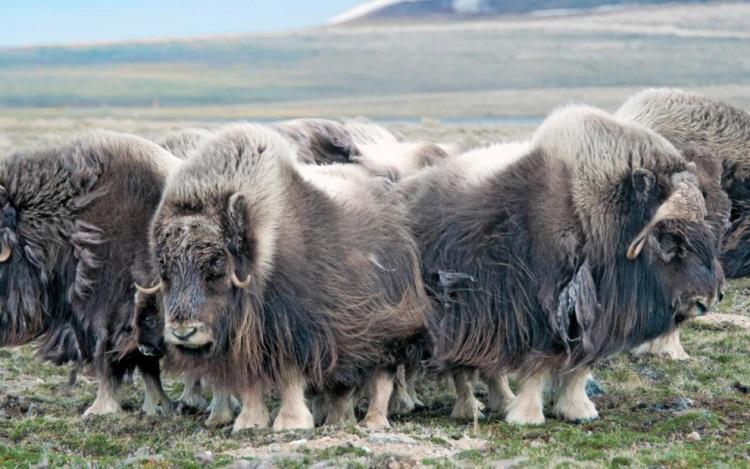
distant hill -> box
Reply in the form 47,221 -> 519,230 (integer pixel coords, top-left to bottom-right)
332,0 -> 721,24
0,2 -> 748,112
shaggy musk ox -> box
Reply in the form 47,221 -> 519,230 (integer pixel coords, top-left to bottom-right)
0,131 -> 181,416
616,89 -> 744,359
141,124 -> 428,432
404,106 -> 722,424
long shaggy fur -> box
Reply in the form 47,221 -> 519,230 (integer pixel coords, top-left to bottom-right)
0,131 -> 181,404
616,88 -> 750,277
406,105 -> 721,377
153,123 -> 428,396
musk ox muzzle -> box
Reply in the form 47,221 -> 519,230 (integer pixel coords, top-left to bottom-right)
164,321 -> 214,348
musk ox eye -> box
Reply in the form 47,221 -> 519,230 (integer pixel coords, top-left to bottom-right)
144,316 -> 156,329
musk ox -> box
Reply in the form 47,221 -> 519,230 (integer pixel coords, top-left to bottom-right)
404,105 -> 722,424
157,128 -> 214,159
140,124 -> 429,432
0,131 -> 181,416
616,89 -> 743,359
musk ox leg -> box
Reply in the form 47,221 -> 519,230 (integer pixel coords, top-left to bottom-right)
553,366 -> 599,422
205,390 -> 238,428
272,368 -> 315,431
406,367 -> 425,408
450,369 -> 485,420
482,372 -> 515,413
84,372 -> 122,416
311,394 -> 330,426
139,360 -> 174,415
361,370 -> 394,429
632,329 -> 690,360
505,369 -> 548,425
179,372 -> 208,410
325,392 -> 356,426
232,382 -> 269,433
389,365 -> 416,415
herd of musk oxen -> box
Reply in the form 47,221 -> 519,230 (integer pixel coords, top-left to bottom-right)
0,88 -> 748,432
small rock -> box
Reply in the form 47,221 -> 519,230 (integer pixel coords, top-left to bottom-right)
529,441 -> 542,448
367,433 -> 417,445
585,379 -> 605,397
687,431 -> 701,442
289,439 -> 308,446
310,462 -> 333,469
195,451 -> 214,465
228,460 -> 259,469
671,397 -> 693,411
732,382 -> 749,394
493,456 -> 528,468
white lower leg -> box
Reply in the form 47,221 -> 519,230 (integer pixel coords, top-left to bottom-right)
483,372 -> 515,412
232,382 -> 269,433
179,373 -> 208,410
272,368 -> 314,431
141,371 -> 173,415
206,390 -> 237,427
451,369 -> 485,420
505,369 -> 548,425
553,366 -> 599,422
84,374 -> 122,416
361,370 -> 394,429
632,329 -> 689,360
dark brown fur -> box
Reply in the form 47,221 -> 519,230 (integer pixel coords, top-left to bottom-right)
403,107 -> 722,378
150,124 -> 428,401
0,131 -> 180,413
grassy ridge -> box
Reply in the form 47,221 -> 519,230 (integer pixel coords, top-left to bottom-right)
0,3 -> 749,110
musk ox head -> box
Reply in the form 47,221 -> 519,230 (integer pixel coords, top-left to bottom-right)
133,292 -> 168,358
535,107 -> 723,354
142,126 -> 288,361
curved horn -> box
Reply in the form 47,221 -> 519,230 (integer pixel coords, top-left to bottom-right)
135,281 -> 163,295
231,271 -> 252,289
627,181 -> 706,260
0,243 -> 10,263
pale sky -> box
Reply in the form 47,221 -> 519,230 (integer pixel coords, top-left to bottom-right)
0,0 -> 365,47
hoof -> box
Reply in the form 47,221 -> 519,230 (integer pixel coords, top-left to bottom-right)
360,412 -> 390,430
505,399 -> 544,425
272,408 -> 315,431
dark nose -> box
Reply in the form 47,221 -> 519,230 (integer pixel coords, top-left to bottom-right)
695,299 -> 710,316
171,327 -> 197,341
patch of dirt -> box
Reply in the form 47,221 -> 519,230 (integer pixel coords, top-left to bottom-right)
227,429 -> 486,466
695,314 -> 750,329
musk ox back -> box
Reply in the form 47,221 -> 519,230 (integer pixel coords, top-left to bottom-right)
146,124 -> 428,432
408,106 -> 721,424
616,88 -> 750,278
0,131 -> 181,416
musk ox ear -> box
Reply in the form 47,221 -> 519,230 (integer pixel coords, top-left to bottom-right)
653,231 -> 685,263
631,167 -> 656,202
627,180 -> 706,261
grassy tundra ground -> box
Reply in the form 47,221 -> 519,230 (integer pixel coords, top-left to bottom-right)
0,118 -> 748,468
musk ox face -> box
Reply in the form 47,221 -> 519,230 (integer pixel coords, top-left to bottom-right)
0,188 -> 49,346
642,218 -> 720,322
133,294 -> 167,358
147,205 -> 253,356
620,167 -> 721,327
